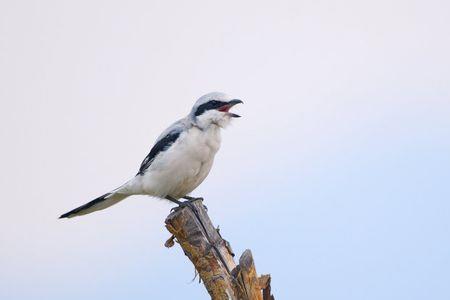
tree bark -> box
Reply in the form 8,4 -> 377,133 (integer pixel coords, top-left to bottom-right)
165,199 -> 274,300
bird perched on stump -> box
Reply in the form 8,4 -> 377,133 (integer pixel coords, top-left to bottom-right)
60,92 -> 243,219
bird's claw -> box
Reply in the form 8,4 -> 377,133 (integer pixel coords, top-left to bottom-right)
192,197 -> 204,202
188,198 -> 207,211
171,200 -> 200,214
189,198 -> 207,211
181,196 -> 207,211
183,196 -> 204,203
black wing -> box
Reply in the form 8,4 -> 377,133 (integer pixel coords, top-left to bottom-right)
137,130 -> 181,175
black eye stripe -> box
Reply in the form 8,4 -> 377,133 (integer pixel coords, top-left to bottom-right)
194,100 -> 227,117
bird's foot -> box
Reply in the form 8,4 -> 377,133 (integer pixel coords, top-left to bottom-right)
182,196 -> 207,211
170,200 -> 198,213
182,195 -> 204,202
170,201 -> 203,223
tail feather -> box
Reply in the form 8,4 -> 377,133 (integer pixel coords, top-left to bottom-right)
59,192 -> 128,219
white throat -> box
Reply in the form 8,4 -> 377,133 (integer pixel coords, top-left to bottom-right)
193,110 -> 232,130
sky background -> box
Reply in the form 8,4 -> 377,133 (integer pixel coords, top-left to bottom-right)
1,0 -> 450,299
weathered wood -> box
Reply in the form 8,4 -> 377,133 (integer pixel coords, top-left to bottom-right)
258,275 -> 275,300
235,250 -> 262,300
164,199 -> 275,300
165,200 -> 238,299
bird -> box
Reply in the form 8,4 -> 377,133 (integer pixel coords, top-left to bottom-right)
59,92 -> 243,219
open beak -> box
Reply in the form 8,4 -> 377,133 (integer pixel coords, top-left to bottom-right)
219,99 -> 243,118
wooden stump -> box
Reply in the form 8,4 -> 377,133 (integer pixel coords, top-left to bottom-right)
165,200 -> 274,300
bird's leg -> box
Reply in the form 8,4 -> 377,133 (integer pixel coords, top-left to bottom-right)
165,196 -> 183,206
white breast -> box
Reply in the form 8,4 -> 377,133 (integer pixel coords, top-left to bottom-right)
140,125 -> 222,199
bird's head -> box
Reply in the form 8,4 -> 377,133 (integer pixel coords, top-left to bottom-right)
190,92 -> 243,129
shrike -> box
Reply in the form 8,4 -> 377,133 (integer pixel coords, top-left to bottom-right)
60,92 -> 243,218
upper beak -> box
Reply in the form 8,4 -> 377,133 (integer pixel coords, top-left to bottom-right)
226,99 -> 243,118
228,99 -> 243,106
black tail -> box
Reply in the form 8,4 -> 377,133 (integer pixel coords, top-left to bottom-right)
59,192 -> 127,219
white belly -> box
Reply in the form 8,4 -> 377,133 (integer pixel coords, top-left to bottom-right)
140,125 -> 221,199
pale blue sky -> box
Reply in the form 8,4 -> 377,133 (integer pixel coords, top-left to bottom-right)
1,0 -> 449,299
